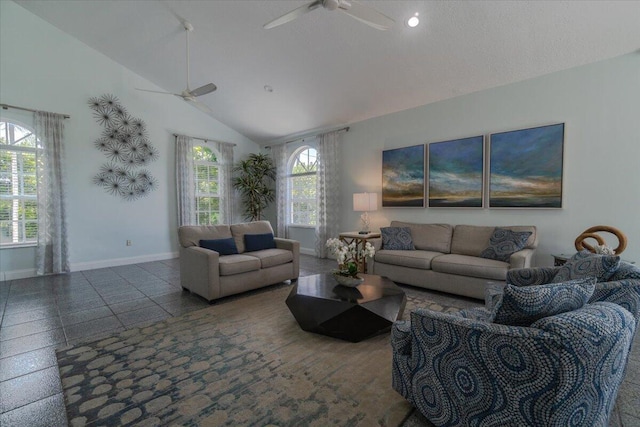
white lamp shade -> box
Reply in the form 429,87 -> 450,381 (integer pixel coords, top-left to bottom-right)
353,192 -> 378,212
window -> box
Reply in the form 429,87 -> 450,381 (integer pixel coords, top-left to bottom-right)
193,145 -> 220,225
287,146 -> 317,226
0,120 -> 38,246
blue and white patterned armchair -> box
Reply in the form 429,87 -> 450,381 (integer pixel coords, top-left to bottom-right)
506,260 -> 640,324
391,302 -> 636,426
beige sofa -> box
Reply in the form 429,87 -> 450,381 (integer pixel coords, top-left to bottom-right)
178,221 -> 299,302
371,221 -> 538,300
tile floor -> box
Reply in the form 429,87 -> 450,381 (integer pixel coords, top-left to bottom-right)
0,255 -> 638,426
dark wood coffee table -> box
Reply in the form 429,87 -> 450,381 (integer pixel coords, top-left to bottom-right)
286,273 -> 406,342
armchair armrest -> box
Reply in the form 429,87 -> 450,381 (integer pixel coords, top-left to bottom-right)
391,320 -> 412,356
589,279 -> 640,323
507,266 -> 559,287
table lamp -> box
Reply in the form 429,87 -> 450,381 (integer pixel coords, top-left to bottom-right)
353,192 -> 378,234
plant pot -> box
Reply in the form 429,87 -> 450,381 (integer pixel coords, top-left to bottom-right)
332,273 -> 364,287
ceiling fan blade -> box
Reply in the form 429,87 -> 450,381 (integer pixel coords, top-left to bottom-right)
136,88 -> 178,96
340,0 -> 394,30
264,0 -> 322,29
186,98 -> 213,114
189,83 -> 217,97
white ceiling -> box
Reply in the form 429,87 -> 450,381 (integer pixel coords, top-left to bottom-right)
14,1 -> 640,144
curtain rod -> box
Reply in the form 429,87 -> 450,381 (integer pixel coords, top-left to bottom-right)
265,126 -> 350,149
173,133 -> 236,147
1,103 -> 71,119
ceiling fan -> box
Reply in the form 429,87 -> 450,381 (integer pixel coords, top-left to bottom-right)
137,21 -> 216,114
264,0 -> 394,31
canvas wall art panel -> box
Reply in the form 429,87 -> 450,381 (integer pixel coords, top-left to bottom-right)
428,135 -> 484,208
489,123 -> 564,208
382,144 -> 425,207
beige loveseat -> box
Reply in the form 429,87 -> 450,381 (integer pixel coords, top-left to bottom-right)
371,221 -> 538,300
178,221 -> 299,302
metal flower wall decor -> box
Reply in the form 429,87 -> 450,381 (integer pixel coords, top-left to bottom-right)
89,95 -> 158,201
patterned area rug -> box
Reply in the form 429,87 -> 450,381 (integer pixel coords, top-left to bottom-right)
56,283 -> 475,426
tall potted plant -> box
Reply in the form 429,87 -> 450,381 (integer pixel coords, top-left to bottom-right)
232,153 -> 277,221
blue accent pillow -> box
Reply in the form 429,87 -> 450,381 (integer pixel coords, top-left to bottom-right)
480,228 -> 532,262
381,227 -> 414,250
552,250 -> 620,283
244,233 -> 276,252
492,277 -> 596,326
199,238 -> 238,255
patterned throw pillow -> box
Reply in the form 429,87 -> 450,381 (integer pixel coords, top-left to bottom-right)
609,261 -> 640,281
492,277 -> 596,326
480,228 -> 532,262
381,227 -> 415,250
552,250 -> 620,283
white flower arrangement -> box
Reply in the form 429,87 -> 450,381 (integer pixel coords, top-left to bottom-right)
326,238 -> 376,277
594,244 -> 615,255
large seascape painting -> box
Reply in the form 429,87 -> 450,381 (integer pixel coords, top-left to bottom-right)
428,136 -> 484,208
382,144 -> 425,207
489,123 -> 564,208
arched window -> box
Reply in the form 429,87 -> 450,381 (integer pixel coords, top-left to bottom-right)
193,145 -> 220,225
287,146 -> 317,226
0,120 -> 38,246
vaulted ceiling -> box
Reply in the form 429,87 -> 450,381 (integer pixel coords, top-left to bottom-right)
15,1 -> 640,144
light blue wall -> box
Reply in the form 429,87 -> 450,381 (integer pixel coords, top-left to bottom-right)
0,1 -> 259,279
339,52 -> 640,265
2,1 -> 639,276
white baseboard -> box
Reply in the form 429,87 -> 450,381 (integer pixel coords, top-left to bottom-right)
300,248 -> 316,256
3,268 -> 38,281
70,252 -> 179,272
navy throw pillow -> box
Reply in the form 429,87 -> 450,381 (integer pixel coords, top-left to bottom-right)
245,233 -> 276,252
381,227 -> 414,250
480,228 -> 532,262
199,238 -> 238,255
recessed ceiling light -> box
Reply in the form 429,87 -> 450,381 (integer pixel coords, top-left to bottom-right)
264,85 -> 274,93
406,13 -> 420,28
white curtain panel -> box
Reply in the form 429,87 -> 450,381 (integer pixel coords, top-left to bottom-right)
175,135 -> 195,226
271,144 -> 288,238
34,111 -> 69,275
315,130 -> 341,258
212,141 -> 234,224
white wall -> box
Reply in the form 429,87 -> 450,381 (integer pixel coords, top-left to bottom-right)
0,1 -> 259,279
340,52 -> 640,266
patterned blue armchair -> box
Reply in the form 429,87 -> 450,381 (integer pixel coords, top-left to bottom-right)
507,260 -> 640,324
391,302 -> 636,426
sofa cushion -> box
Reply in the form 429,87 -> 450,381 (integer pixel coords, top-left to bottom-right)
230,221 -> 274,253
450,225 -> 536,257
199,238 -> 238,255
375,249 -> 442,270
431,254 -> 508,281
480,228 -> 532,262
492,277 -> 596,326
245,248 -> 293,269
245,233 -> 277,252
218,254 -> 262,276
390,221 -> 453,253
178,225 -> 232,248
552,250 -> 620,283
381,227 -> 415,250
